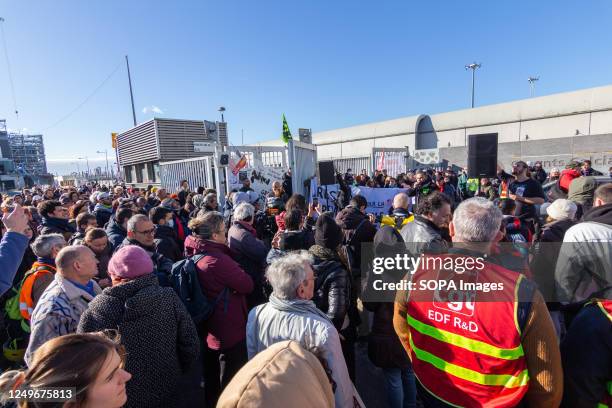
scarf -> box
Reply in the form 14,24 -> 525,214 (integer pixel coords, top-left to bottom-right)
67,278 -> 96,297
94,203 -> 113,213
268,294 -> 331,323
36,257 -> 56,267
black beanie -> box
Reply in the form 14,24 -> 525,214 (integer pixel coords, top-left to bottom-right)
314,212 -> 343,250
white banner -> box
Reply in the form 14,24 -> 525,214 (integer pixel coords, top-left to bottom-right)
312,181 -> 408,216
352,187 -> 409,217
230,164 -> 286,204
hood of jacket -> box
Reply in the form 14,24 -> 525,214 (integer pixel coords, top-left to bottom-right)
98,274 -> 161,320
42,216 -> 74,232
568,176 -> 596,205
217,340 -> 334,408
154,224 -> 177,240
94,203 -> 113,213
582,202 -> 612,226
335,205 -> 366,229
184,234 -> 237,258
279,230 -> 308,251
106,216 -> 126,236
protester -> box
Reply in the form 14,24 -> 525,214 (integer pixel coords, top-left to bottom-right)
581,159 -> 603,176
19,234 -> 66,321
78,245 -> 199,408
106,207 -> 133,250
335,195 -> 377,283
560,292 -> 612,408
217,340 -> 336,408
400,191 -> 451,256
508,160 -> 546,225
83,228 -> 113,289
476,177 -> 497,200
118,214 -> 173,286
309,213 -> 356,380
407,170 -> 437,207
68,212 -> 97,245
37,200 -> 75,241
531,199 -> 578,335
177,179 -> 190,207
547,167 -> 561,182
380,193 -> 414,230
0,332 -> 131,408
25,245 -> 102,365
185,212 -> 253,407
364,226 -> 416,408
394,197 -> 562,407
567,175 -> 596,220
532,161 -> 548,184
555,183 -> 612,306
150,206 -> 182,262
0,205 -> 31,296
498,199 -> 531,243
246,252 -> 358,407
228,203 -> 268,308
267,209 -> 314,263
92,192 -> 113,228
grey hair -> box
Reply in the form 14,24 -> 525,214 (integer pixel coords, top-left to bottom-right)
266,251 -> 313,300
452,197 -> 502,242
127,214 -> 150,232
31,234 -> 66,258
233,202 -> 255,222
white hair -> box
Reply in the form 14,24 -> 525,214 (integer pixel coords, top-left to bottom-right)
266,251 -> 313,300
31,234 -> 65,258
233,202 -> 255,222
452,197 -> 502,242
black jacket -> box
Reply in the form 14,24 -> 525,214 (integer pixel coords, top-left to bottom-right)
105,216 -> 127,250
39,217 -> 75,241
560,292 -> 612,408
309,245 -> 351,332
400,215 -> 448,256
335,206 -> 377,278
154,225 -> 183,263
77,274 -> 199,408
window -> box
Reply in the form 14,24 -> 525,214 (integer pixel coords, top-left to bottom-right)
124,166 -> 133,183
135,164 -> 144,183
147,162 -> 156,182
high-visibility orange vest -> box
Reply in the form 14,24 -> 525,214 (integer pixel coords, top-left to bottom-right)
406,253 -> 529,408
19,262 -> 56,320
499,180 -> 509,199
595,300 -> 612,408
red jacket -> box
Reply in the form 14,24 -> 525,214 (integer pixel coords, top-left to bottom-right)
184,235 -> 253,350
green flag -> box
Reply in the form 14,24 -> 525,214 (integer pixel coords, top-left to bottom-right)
281,114 -> 292,144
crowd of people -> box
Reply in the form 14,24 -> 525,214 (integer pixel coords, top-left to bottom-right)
0,155 -> 608,407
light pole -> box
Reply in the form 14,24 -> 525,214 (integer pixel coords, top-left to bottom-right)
78,156 -> 90,178
528,76 -> 539,97
96,150 -> 110,179
71,162 -> 81,175
465,62 -> 482,108
218,106 -> 226,123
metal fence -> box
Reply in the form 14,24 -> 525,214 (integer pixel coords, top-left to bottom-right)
324,148 -> 411,176
159,156 -> 215,192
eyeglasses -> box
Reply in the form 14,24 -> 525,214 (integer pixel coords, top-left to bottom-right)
135,228 -> 155,235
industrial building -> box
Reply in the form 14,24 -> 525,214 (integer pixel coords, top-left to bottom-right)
0,120 -> 22,191
116,118 -> 222,187
258,84 -> 612,175
8,133 -> 48,175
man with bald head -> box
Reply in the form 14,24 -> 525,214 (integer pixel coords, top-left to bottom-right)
25,245 -> 102,365
381,192 -> 414,231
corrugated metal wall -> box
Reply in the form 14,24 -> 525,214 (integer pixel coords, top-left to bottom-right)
117,120 -> 158,166
157,119 -> 213,161
331,156 -> 371,174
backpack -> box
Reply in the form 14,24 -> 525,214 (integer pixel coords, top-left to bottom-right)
341,219 -> 367,279
170,254 -> 228,324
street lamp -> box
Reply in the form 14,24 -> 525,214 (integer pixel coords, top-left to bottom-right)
528,76 -> 539,97
77,156 -> 90,178
96,150 -> 110,180
218,106 -> 226,123
465,62 -> 482,108
71,162 -> 81,175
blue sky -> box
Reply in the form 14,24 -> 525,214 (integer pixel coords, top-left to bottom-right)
1,0 -> 612,174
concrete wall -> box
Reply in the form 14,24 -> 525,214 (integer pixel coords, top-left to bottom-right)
439,133 -> 612,172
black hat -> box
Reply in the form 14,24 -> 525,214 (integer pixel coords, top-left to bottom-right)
314,212 -> 342,250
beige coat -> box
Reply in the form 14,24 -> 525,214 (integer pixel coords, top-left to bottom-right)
218,340 -> 335,408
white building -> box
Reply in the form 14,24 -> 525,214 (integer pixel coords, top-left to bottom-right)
257,84 -> 612,174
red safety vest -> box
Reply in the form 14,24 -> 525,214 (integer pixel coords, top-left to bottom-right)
595,300 -> 612,408
499,180 -> 509,199
406,253 -> 529,408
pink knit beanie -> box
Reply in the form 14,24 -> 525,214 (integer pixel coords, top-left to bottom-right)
108,246 -> 154,280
